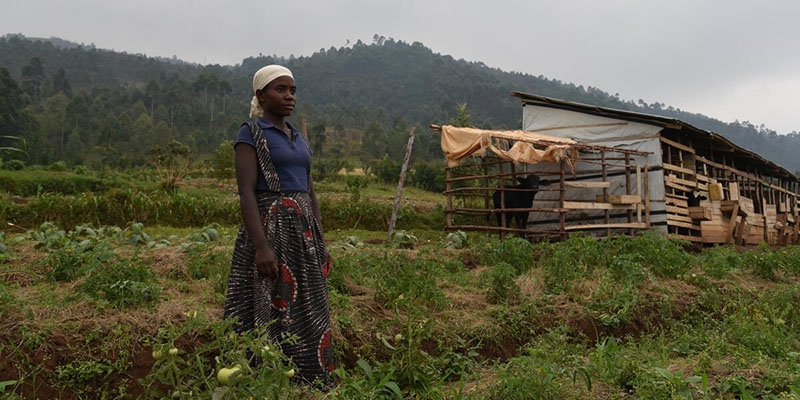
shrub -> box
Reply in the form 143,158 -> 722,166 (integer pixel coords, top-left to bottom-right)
0,170 -> 108,196
344,175 -> 369,202
614,231 -> 692,279
369,156 -> 401,185
211,140 -> 235,179
142,318 -> 304,399
31,223 -> 116,282
184,242 -> 230,299
541,234 -> 607,293
78,251 -> 161,308
697,245 -> 743,278
488,333 -> 590,399
742,243 -> 782,281
485,261 -> 520,304
312,158 -> 345,182
409,162 -> 445,193
374,257 -> 449,312
46,161 -> 68,172
2,159 -> 25,171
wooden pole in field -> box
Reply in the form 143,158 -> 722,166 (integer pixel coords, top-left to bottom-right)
388,127 -> 417,239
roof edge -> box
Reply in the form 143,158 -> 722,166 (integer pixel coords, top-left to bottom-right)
512,91 -> 797,181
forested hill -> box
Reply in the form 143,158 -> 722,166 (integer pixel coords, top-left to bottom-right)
1,34 -> 798,173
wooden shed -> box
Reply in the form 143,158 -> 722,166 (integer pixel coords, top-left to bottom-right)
437,92 -> 800,245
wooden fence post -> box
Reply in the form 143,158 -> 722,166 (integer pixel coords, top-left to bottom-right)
388,127 -> 416,239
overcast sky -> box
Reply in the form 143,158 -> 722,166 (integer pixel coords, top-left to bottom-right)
3,0 -> 799,134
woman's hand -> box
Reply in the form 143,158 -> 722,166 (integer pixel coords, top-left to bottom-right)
255,244 -> 278,279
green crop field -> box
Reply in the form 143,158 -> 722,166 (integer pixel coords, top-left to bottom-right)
1,170 -> 799,399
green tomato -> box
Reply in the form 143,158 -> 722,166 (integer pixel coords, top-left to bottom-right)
168,348 -> 179,356
394,334 -> 403,342
284,368 -> 295,378
152,350 -> 165,361
217,366 -> 242,386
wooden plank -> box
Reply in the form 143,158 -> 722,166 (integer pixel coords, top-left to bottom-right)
702,219 -> 729,242
564,222 -> 647,231
669,233 -> 703,242
665,180 -> 694,193
563,201 -> 638,210
667,214 -> 696,225
663,163 -> 696,176
696,174 -> 713,183
689,206 -> 712,220
726,208 -> 739,244
644,165 -> 651,228
736,220 -> 748,245
693,155 -> 725,170
703,233 -> 728,244
739,197 -> 755,215
660,137 -> 695,154
668,220 -> 701,229
666,205 -> 689,216
665,194 -> 689,208
595,194 -> 641,204
728,182 -> 740,201
636,164 -> 642,200
720,200 -> 738,213
564,181 -> 610,188
665,175 -> 705,190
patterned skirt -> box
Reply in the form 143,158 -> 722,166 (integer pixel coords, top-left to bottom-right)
223,191 -> 334,387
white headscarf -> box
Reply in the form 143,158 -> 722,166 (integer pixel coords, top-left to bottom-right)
249,65 -> 294,118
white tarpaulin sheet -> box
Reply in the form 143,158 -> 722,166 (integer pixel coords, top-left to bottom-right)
521,104 -> 668,232
522,105 -> 663,142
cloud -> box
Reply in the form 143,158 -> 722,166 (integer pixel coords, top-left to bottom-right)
1,0 -> 798,132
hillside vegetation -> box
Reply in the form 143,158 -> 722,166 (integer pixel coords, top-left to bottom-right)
0,34 -> 798,174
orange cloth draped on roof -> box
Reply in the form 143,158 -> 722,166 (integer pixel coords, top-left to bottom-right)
440,125 -> 577,167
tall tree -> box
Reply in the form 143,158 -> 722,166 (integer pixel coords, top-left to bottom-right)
309,123 -> 327,156
21,57 -> 45,102
360,119 -> 386,160
218,79 -> 232,114
52,68 -> 72,97
0,68 -> 27,136
145,80 -> 160,119
131,112 -> 156,160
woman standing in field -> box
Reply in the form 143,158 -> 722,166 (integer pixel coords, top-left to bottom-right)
223,64 -> 334,388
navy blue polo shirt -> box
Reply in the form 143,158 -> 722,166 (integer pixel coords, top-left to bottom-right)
234,118 -> 311,193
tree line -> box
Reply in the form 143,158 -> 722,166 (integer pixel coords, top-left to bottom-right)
0,33 -> 798,175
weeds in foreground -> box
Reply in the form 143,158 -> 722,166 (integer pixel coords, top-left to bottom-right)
141,317 -> 305,399
4,225 -> 800,398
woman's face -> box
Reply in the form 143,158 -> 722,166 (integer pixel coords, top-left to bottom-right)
257,75 -> 296,119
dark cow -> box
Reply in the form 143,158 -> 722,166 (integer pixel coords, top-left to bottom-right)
687,191 -> 707,207
493,175 -> 540,232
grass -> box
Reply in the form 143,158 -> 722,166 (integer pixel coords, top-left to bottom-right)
1,172 -> 800,399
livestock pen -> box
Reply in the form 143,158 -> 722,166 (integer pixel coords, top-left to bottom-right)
434,125 -> 652,241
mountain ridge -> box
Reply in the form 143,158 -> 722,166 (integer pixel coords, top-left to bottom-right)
0,34 -> 798,173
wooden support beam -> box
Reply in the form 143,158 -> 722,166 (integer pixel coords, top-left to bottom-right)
644,165 -> 651,228
726,206 -> 740,244
595,194 -> 641,204
663,163 -> 696,176
563,201 -> 639,210
660,137 -> 696,153
564,222 -> 648,231
564,181 -> 610,188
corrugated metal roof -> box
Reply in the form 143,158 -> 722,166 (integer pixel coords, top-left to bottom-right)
512,91 -> 798,182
